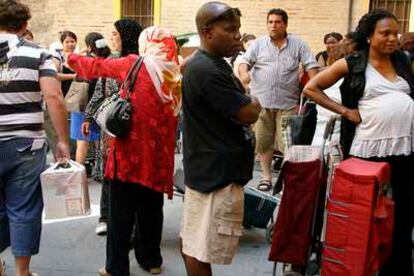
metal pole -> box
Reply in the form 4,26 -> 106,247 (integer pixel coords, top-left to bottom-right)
347,0 -> 355,32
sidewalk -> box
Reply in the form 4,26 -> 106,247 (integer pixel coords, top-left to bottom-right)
1,156 -> 280,276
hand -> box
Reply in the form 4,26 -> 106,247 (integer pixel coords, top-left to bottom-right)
343,108 -> 362,125
55,141 -> 70,162
249,95 -> 259,102
239,72 -> 251,91
81,122 -> 90,137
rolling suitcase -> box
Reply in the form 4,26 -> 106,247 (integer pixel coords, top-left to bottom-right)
321,158 -> 394,276
269,145 -> 324,266
243,185 -> 279,229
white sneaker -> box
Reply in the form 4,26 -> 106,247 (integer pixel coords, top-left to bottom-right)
95,222 -> 107,235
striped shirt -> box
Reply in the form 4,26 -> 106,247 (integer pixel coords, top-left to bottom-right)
240,34 -> 319,109
0,34 -> 57,140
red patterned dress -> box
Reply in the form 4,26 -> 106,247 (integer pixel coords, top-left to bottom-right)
68,54 -> 177,198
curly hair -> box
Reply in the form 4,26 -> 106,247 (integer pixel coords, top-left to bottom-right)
0,0 -> 31,32
323,32 -> 343,44
354,9 -> 397,51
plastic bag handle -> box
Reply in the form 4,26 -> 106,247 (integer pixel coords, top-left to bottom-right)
55,160 -> 71,170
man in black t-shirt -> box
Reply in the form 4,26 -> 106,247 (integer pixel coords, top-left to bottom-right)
179,2 -> 262,275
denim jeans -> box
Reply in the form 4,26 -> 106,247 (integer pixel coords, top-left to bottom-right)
0,138 -> 47,256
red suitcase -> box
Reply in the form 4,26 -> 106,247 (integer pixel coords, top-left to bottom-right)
321,158 -> 394,276
269,146 -> 325,266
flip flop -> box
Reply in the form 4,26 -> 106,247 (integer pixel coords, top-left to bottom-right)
257,179 -> 272,192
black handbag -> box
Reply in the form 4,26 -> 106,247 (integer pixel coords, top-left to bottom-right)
97,57 -> 143,137
282,96 -> 317,148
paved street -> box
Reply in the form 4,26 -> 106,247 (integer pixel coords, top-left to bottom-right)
1,155 -> 280,276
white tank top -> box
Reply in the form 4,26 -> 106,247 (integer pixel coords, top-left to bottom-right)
350,63 -> 414,158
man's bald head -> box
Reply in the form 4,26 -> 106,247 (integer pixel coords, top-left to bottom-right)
401,32 -> 414,44
195,1 -> 242,58
195,1 -> 241,32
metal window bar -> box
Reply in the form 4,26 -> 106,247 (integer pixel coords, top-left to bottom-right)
121,0 -> 154,28
370,0 -> 411,33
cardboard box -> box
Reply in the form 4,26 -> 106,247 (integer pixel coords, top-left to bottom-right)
40,160 -> 91,219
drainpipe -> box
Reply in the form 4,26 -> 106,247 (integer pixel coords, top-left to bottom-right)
348,0 -> 354,32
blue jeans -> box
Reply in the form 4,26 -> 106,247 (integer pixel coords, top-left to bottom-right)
0,138 -> 47,256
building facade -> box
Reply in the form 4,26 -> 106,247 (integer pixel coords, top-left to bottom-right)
22,0 -> 412,53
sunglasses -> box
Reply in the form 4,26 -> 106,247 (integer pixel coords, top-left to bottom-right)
202,7 -> 241,29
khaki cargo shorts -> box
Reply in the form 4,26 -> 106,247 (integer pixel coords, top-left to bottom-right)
254,107 -> 296,154
180,183 -> 244,265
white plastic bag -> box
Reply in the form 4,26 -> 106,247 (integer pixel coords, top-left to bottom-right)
40,160 -> 91,219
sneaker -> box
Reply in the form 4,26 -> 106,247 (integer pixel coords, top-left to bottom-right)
149,267 -> 162,274
98,267 -> 111,276
0,258 -> 5,276
142,267 -> 161,275
95,222 -> 107,236
139,264 -> 162,275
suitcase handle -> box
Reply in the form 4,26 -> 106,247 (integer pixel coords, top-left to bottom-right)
320,115 -> 342,177
323,115 -> 340,141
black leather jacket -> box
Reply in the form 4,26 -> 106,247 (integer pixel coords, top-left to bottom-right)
339,50 -> 414,157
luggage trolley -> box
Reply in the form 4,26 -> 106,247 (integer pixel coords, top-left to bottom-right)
269,115 -> 342,276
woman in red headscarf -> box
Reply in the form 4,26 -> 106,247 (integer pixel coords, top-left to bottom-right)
68,26 -> 181,276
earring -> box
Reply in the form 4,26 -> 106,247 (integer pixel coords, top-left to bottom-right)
367,38 -> 371,44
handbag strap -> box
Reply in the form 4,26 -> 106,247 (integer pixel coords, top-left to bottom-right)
120,56 -> 144,100
298,94 -> 305,115
297,94 -> 313,115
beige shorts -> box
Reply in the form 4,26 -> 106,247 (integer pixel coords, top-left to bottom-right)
254,107 -> 296,154
180,183 -> 244,265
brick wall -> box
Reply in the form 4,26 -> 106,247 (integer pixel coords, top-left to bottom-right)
160,0 -> 370,54
21,0 -> 370,54
22,0 -> 116,50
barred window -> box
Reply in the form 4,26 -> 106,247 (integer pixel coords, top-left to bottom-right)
370,0 -> 411,33
121,0 -> 154,28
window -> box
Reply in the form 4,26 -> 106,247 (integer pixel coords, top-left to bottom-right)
121,0 -> 154,28
370,0 -> 411,33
